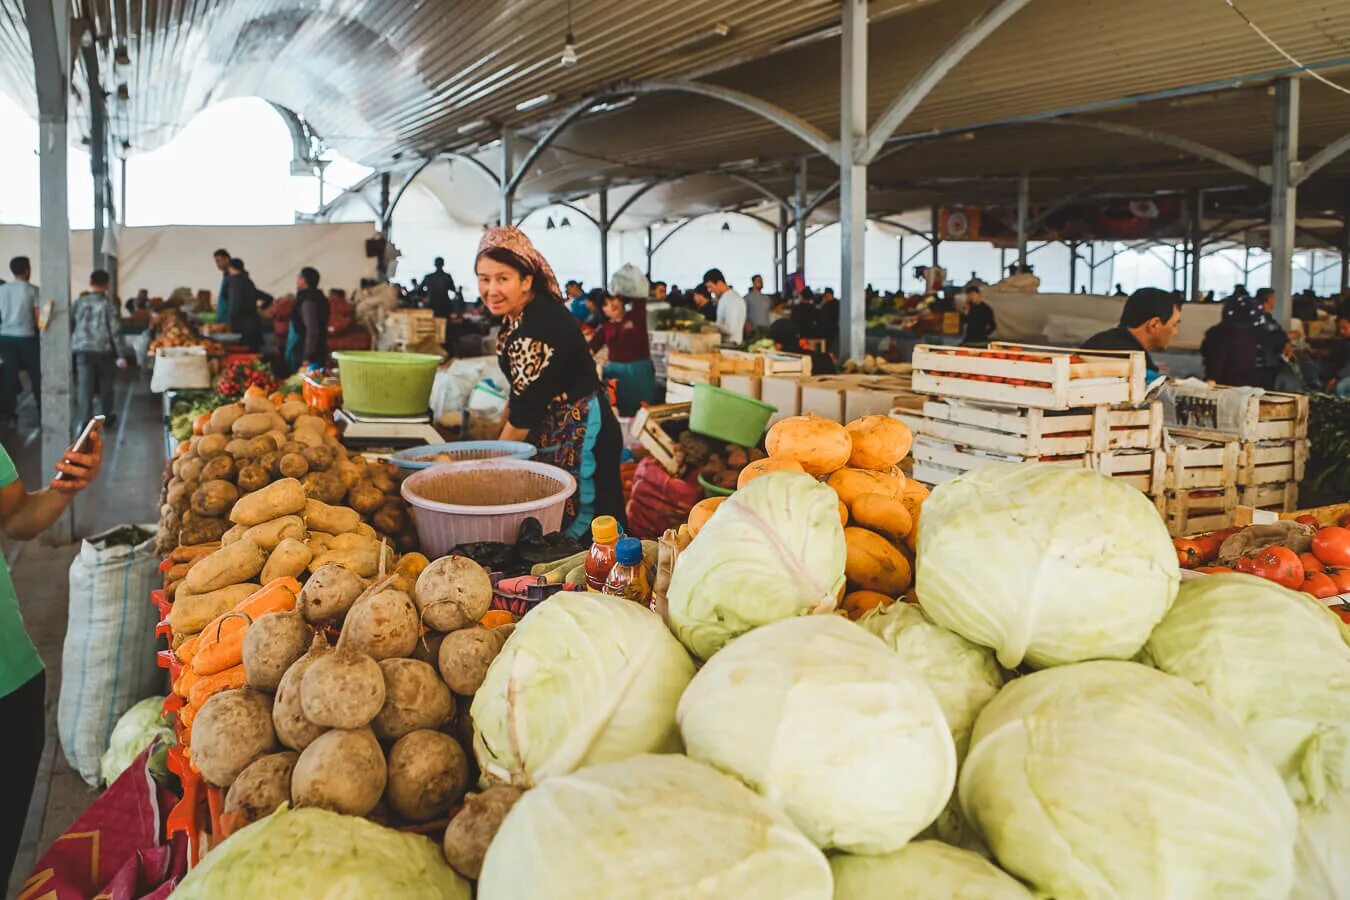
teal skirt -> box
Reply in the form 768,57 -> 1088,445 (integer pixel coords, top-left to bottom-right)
603,359 -> 657,417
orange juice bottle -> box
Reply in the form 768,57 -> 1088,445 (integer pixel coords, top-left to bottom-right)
603,538 -> 650,604
584,516 -> 621,592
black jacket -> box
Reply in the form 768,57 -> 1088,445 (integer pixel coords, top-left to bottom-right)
225,272 -> 262,350
290,288 -> 329,368
1083,325 -> 1156,374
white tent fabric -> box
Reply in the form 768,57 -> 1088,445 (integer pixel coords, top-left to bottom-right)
0,221 -> 378,298
983,290 -> 1221,351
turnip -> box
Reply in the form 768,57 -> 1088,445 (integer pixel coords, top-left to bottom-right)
243,610 -> 310,693
223,751 -> 297,832
438,625 -> 513,695
385,730 -> 468,822
272,633 -> 331,750
442,786 -> 525,879
342,588 -> 420,659
291,727 -> 386,817
192,689 -> 276,788
414,556 -> 492,632
371,658 -> 454,741
298,562 -> 366,625
300,630 -> 385,729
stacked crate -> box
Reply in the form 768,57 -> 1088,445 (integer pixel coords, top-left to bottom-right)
667,350 -> 810,405
898,343 -> 1164,501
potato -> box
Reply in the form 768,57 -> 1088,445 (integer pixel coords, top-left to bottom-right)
178,457 -> 205,484
386,730 -> 468,822
225,438 -> 255,459
243,394 -> 274,415
209,404 -> 246,435
409,630 -> 447,667
192,689 -> 276,787
223,751 -> 297,833
232,411 -> 285,438
278,399 -> 309,423
190,480 -> 239,517
199,454 -> 237,483
310,534 -> 393,579
304,499 -> 361,535
179,516 -> 229,546
230,478 -> 306,526
438,625 -> 513,695
300,642 -> 385,728
236,515 -> 306,552
272,634 -> 331,750
332,459 -> 362,491
372,504 -> 406,536
298,563 -> 367,625
221,523 -> 246,546
291,727 -> 385,817
372,658 -> 453,741
280,441 -> 306,457
169,582 -> 259,634
300,445 -> 335,472
368,467 -> 396,495
442,787 -> 524,880
302,471 -> 347,505
292,414 -> 327,434
292,429 -> 325,449
196,433 -> 229,460
247,436 -> 276,459
278,452 -> 310,479
263,429 -> 288,449
184,539 -> 267,594
415,557 -> 492,632
243,610 -> 310,692
236,463 -> 270,493
263,538 -> 312,582
342,589 -> 419,660
166,479 -> 195,510
355,523 -> 378,540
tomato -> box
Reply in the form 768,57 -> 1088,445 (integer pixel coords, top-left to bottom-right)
1246,546 -> 1304,589
1195,566 -> 1231,574
1294,514 -> 1320,527
1311,527 -> 1350,567
1300,552 -> 1326,576
1332,603 -> 1350,625
1302,572 -> 1340,599
1234,553 -> 1257,574
1174,539 -> 1203,569
1326,566 -> 1350,594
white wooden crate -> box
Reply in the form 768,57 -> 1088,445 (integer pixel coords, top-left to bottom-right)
910,436 -> 1163,495
911,342 -> 1147,409
1163,433 -> 1240,491
902,398 -> 1161,456
1238,439 -> 1308,486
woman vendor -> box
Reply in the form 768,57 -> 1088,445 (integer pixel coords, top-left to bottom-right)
589,264 -> 657,416
476,227 -> 627,537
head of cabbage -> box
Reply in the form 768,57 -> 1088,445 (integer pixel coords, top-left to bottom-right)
173,806 -> 470,900
1291,790 -> 1350,900
477,754 -> 832,900
916,463 -> 1179,669
667,471 -> 846,660
1144,572 -> 1350,805
100,694 -> 173,786
471,591 -> 695,787
960,660 -> 1296,899
858,602 -> 1003,757
830,840 -> 1032,900
677,614 -> 955,854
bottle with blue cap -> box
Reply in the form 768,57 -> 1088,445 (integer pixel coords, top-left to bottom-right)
602,537 -> 650,604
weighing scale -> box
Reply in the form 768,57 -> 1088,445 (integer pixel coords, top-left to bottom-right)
334,407 -> 444,456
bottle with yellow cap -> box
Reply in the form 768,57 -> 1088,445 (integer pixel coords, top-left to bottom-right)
584,515 -> 621,592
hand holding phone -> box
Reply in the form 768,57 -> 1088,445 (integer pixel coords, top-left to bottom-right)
52,416 -> 105,491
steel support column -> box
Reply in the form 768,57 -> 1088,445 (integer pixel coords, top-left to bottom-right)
1270,77 -> 1300,327
1016,173 -> 1030,268
598,188 -> 609,288
646,226 -> 653,279
1341,195 -> 1349,292
377,172 -> 391,278
930,206 -> 940,266
83,44 -> 108,275
794,157 -> 808,286
499,128 -> 514,226
1068,241 -> 1078,292
838,0 -> 868,361
1189,189 -> 1204,302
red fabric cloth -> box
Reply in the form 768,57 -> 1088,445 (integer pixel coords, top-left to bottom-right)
589,298 -> 649,363
625,456 -> 702,539
270,294 -> 295,339
19,748 -> 187,900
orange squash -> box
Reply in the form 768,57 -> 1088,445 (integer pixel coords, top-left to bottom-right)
850,492 -> 913,542
841,589 -> 895,621
843,527 -> 912,596
837,499 -> 849,527
688,496 -> 728,537
765,415 -> 852,476
826,467 -> 905,508
736,457 -> 806,489
845,416 -> 913,470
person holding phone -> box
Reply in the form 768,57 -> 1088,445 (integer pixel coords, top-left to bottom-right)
0,428 -> 103,887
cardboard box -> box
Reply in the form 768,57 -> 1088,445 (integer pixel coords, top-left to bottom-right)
844,378 -> 925,421
799,377 -> 851,422
720,373 -> 762,400
761,376 -> 803,425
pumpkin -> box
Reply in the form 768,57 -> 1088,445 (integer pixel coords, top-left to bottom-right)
838,500 -> 850,527
826,467 -> 906,509
736,457 -> 806,489
688,496 -> 728,537
845,416 -> 913,470
840,589 -> 894,621
843,527 -> 912,596
765,415 -> 852,477
850,492 -> 913,542
900,481 -> 930,551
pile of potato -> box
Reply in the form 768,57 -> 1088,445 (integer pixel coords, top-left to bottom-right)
157,394 -> 417,558
182,553 -> 523,880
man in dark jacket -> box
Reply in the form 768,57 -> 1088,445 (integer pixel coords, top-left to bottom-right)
225,258 -> 263,350
422,257 -> 457,317
1083,287 -> 1180,379
961,283 -> 996,345
286,266 -> 329,373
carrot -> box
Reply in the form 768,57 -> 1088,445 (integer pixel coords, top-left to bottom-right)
176,633 -> 202,666
179,703 -> 197,731
190,577 -> 300,675
480,610 -> 515,628
175,665 -> 200,698
170,543 -> 221,563
188,664 -> 246,707
163,562 -> 190,582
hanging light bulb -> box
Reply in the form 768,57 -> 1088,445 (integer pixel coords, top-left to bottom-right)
560,0 -> 578,65
721,221 -> 731,232
560,217 -> 572,228
546,216 -> 556,230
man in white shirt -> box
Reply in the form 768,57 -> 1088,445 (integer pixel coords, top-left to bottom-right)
0,257 -> 41,428
703,267 -> 746,346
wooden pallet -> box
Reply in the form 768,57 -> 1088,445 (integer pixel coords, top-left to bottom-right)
649,329 -> 722,355
1237,481 -> 1299,512
899,399 -> 1162,457
667,350 -> 761,387
1171,389 -> 1309,441
1238,439 -> 1308,485
1163,487 -> 1238,536
911,342 -> 1147,409
1163,432 -> 1240,491
630,402 -> 690,475
910,436 -> 1163,494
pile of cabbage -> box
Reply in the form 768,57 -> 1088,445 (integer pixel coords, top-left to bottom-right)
246,464 -> 1343,898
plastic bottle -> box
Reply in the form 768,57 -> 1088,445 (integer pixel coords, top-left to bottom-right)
584,516 -> 621,592
603,537 -> 651,604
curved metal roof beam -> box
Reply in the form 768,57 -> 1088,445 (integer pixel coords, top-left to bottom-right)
608,170 -> 788,225
269,102 -> 322,167
651,208 -> 777,256
858,0 -> 1034,165
314,171 -> 382,221
1295,132 -> 1350,186
383,149 -> 502,224
515,199 -> 600,229
1049,119 -> 1264,183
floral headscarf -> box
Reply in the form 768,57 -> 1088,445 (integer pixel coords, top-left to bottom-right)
476,226 -> 562,301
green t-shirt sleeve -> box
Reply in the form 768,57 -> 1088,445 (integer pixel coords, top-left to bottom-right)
0,442 -> 16,489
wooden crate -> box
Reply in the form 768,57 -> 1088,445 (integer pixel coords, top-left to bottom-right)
630,403 -> 690,475
650,329 -> 721,355
667,350 -> 760,387
664,380 -> 695,404
910,435 -> 1163,495
1234,501 -> 1350,527
719,373 -> 761,400
1164,432 -> 1240,491
1237,481 -> 1299,512
1238,439 -> 1308,485
1171,389 -> 1309,441
911,342 -> 1147,409
1163,487 -> 1238,536
381,310 -> 445,348
760,352 -> 812,377
902,399 -> 1162,457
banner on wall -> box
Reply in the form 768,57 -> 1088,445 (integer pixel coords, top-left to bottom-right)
939,197 -> 1184,243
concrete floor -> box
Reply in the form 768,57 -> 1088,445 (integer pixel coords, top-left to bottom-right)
3,371 -> 164,899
